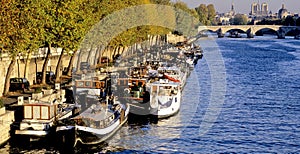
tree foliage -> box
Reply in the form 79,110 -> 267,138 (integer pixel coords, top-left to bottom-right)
207,4 -> 216,25
283,16 -> 296,26
0,0 -> 200,91
195,4 -> 208,25
195,4 -> 216,26
231,14 -> 249,25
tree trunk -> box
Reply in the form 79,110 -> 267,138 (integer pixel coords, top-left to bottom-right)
55,48 -> 65,82
24,51 -> 32,78
17,57 -> 20,78
149,35 -> 153,47
112,46 -> 118,61
66,50 -> 77,76
41,44 -> 52,84
155,35 -> 159,46
94,46 -> 101,66
98,46 -> 104,66
76,49 -> 83,74
86,46 -> 93,65
121,46 -> 126,55
3,57 -> 17,96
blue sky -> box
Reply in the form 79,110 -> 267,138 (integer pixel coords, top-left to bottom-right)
175,0 -> 299,14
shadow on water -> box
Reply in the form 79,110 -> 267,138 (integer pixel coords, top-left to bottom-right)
127,112 -> 158,126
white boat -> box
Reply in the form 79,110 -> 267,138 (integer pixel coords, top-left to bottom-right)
15,102 -> 77,137
57,101 -> 129,146
157,64 -> 188,89
149,79 -> 181,119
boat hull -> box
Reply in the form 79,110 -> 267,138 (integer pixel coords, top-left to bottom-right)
56,103 -> 130,147
74,115 -> 128,146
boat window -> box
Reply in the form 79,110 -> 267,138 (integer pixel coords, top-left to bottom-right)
33,106 -> 41,119
90,121 -> 96,128
100,120 -> 104,128
85,81 -> 91,87
77,81 -> 84,87
159,88 -> 171,96
41,106 -> 49,120
50,105 -> 55,118
93,82 -> 99,88
152,86 -> 157,93
95,121 -> 100,128
24,106 -> 32,119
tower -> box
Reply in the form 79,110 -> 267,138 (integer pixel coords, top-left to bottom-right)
230,2 -> 235,16
251,2 -> 260,15
261,2 -> 268,16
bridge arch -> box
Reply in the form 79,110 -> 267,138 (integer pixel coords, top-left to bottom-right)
224,28 -> 247,33
252,26 -> 280,34
255,28 -> 278,36
198,25 -> 300,38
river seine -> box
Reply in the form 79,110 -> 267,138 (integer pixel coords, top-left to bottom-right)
1,35 -> 300,153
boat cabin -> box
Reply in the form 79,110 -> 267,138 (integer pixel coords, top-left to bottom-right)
23,103 -> 58,121
117,78 -> 147,99
157,66 -> 180,76
150,80 -> 179,96
73,104 -> 123,129
129,66 -> 148,78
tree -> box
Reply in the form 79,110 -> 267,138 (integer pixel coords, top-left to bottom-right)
195,4 -> 208,25
231,14 -> 248,25
0,0 -> 42,95
284,16 -> 296,26
207,4 -> 216,25
150,0 -> 170,5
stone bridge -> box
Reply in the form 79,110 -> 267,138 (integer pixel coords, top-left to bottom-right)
198,25 -> 300,39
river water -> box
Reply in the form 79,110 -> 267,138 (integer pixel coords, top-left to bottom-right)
1,35 -> 300,153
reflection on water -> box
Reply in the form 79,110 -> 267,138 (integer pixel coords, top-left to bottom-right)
2,36 -> 300,153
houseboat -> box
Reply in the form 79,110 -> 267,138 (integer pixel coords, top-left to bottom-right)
14,100 -> 77,138
149,79 -> 181,119
57,99 -> 129,146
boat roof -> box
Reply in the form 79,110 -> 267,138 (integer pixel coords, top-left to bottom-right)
150,79 -> 180,86
157,66 -> 180,71
79,104 -> 114,121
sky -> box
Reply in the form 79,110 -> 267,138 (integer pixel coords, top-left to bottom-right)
176,0 -> 299,14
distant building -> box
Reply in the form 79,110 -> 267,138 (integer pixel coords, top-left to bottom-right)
278,4 -> 288,19
250,2 -> 269,17
261,2 -> 268,16
251,2 -> 260,15
228,3 -> 235,16
216,3 -> 235,25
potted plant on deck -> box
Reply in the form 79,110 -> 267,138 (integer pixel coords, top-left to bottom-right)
32,87 -> 43,100
43,85 -> 53,96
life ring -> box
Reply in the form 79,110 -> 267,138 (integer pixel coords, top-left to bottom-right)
95,82 -> 101,88
124,88 -> 130,94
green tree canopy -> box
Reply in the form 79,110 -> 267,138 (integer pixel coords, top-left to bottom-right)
231,14 -> 249,25
207,4 -> 216,25
195,4 -> 208,25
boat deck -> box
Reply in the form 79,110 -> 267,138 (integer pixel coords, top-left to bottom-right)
79,103 -> 114,121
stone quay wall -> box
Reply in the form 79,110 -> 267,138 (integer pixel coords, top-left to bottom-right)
0,48 -> 70,96
0,108 -> 14,145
